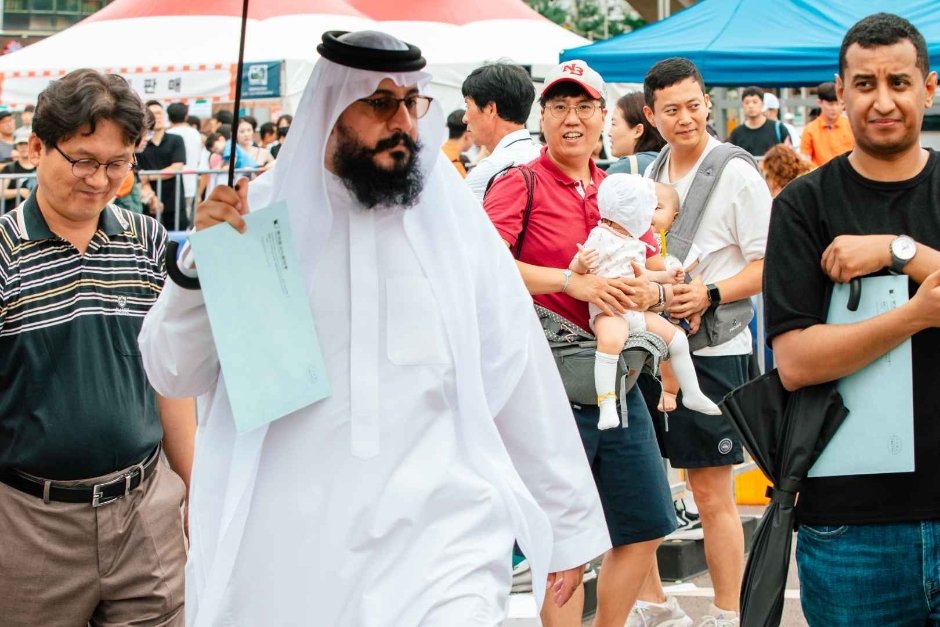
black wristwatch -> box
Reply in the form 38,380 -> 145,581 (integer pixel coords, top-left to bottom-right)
889,235 -> 917,274
707,283 -> 722,308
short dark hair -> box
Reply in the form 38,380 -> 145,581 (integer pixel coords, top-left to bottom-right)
205,132 -> 223,150
214,109 -> 233,125
840,13 -> 930,79
0,111 -> 12,121
187,115 -> 200,129
216,123 -> 232,140
615,92 -> 665,154
644,57 -> 706,109
259,121 -> 276,138
816,81 -> 838,102
144,100 -> 162,109
240,115 -> 258,131
539,80 -> 606,109
461,62 -> 535,125
23,104 -> 35,113
166,101 -> 188,124
741,86 -> 764,101
33,69 -> 146,148
446,109 -> 467,139
276,114 -> 293,128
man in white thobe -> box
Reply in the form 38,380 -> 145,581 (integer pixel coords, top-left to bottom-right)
139,30 -> 610,627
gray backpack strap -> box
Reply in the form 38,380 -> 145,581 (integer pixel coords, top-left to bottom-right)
665,143 -> 760,263
646,145 -> 670,182
627,155 -> 639,175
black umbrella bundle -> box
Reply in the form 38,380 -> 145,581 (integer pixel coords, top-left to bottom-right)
720,368 -> 848,627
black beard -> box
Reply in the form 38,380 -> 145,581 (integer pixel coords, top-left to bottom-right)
332,123 -> 424,209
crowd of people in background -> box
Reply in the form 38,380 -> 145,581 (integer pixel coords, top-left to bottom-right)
442,76 -> 858,206
0,100 -> 294,229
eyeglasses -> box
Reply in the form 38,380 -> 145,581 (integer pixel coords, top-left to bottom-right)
54,145 -> 136,180
357,95 -> 434,122
546,101 -> 600,120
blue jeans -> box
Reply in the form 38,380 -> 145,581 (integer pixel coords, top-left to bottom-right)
797,520 -> 940,626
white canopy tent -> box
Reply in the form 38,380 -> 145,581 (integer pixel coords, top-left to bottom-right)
0,0 -> 590,117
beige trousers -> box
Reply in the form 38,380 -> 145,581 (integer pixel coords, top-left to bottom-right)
0,459 -> 187,627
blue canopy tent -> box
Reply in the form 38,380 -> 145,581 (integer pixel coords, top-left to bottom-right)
560,0 -> 940,86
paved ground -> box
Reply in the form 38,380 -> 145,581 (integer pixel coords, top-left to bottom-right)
506,505 -> 809,626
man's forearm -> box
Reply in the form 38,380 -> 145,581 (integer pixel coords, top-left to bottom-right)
773,304 -> 925,391
157,394 -> 196,491
715,259 -> 764,302
516,259 -> 568,295
902,242 -> 940,285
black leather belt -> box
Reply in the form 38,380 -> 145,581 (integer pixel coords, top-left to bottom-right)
0,446 -> 161,508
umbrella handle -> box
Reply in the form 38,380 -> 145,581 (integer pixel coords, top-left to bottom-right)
847,278 -> 862,312
165,240 -> 201,290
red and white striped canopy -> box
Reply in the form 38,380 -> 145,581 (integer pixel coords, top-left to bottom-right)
0,0 -> 588,106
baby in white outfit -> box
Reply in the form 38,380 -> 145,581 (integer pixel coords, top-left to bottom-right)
569,173 -> 721,430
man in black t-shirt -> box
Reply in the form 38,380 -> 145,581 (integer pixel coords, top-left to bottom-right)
728,86 -> 790,156
137,100 -> 187,230
764,14 -> 940,625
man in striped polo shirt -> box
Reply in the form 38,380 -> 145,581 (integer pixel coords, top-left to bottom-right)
0,69 -> 194,627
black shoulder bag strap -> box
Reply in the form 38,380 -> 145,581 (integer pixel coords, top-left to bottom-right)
512,165 -> 536,260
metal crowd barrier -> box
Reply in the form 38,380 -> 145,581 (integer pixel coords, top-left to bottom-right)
0,168 -> 265,231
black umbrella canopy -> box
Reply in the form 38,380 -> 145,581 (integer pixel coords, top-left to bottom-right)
720,370 -> 848,627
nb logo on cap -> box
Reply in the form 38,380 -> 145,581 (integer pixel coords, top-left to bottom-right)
562,63 -> 584,77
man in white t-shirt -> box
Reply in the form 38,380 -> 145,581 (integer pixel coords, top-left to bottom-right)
632,58 -> 771,627
461,62 -> 542,202
166,102 -> 203,218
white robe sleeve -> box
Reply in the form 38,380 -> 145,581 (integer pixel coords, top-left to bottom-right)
138,244 -> 221,398
493,313 -> 611,573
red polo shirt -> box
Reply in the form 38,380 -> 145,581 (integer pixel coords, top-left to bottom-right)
485,147 -> 659,330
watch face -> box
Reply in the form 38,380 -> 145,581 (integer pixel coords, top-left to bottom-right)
893,237 -> 917,260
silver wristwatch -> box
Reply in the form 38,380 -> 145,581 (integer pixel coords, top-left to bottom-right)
889,235 -> 917,274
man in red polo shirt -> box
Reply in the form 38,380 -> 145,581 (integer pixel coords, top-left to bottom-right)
485,61 -> 680,627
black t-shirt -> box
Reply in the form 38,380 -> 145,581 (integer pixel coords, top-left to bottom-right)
729,118 -> 789,157
137,133 -> 186,224
764,151 -> 940,526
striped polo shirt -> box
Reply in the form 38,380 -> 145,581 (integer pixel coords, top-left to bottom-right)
0,193 -> 167,479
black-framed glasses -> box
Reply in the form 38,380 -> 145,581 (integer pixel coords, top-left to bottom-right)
357,95 -> 434,122
54,145 -> 137,180
546,101 -> 600,120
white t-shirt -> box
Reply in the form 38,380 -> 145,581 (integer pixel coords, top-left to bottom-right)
166,124 -> 203,198
653,136 -> 772,356
465,129 -> 542,202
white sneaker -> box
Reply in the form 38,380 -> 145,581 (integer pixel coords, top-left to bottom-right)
626,596 -> 692,627
696,604 -> 739,627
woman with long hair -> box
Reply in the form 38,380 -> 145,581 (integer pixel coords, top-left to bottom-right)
607,92 -> 666,175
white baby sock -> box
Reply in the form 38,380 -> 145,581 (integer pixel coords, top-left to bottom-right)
667,333 -> 722,415
595,351 -> 622,430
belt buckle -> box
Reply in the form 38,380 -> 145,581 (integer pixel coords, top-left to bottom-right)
92,472 -> 131,508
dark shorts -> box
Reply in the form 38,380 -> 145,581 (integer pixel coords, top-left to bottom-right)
572,386 -> 677,547
656,354 -> 749,469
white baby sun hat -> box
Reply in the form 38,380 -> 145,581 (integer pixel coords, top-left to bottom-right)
597,173 -> 658,238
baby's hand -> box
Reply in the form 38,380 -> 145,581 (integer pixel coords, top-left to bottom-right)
667,266 -> 685,284
689,311 -> 703,335
576,243 -> 600,272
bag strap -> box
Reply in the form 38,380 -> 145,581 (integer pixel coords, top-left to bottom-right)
511,165 -> 536,260
774,120 -> 782,143
663,143 -> 761,263
627,154 -> 639,175
482,164 -> 536,260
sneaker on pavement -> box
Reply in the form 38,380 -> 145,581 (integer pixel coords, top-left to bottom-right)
510,558 -> 532,593
626,596 -> 692,627
697,604 -> 739,627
